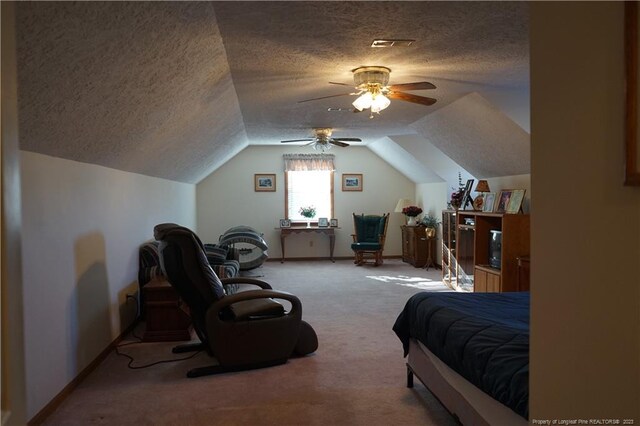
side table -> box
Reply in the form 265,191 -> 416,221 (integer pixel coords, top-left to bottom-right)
143,278 -> 192,342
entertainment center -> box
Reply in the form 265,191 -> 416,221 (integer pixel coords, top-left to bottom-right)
441,209 -> 530,292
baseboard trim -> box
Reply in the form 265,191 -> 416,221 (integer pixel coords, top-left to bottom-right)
27,319 -> 140,425
266,255 -> 403,262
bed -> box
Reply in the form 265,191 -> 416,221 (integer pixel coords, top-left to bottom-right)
393,291 -> 529,425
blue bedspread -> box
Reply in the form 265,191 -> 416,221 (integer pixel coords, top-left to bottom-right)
393,291 -> 529,419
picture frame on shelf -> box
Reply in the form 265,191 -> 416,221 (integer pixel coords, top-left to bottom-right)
279,219 -> 291,228
330,218 -> 338,227
483,192 -> 497,212
318,217 -> 329,227
255,174 -> 276,192
496,190 -> 513,213
461,179 -> 474,209
342,173 -> 363,191
506,189 -> 526,214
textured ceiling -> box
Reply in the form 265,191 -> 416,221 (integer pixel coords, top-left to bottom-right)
16,1 -> 529,183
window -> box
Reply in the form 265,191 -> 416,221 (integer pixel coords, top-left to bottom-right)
283,154 -> 335,222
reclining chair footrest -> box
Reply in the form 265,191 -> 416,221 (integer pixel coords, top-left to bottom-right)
172,342 -> 206,354
186,358 -> 288,378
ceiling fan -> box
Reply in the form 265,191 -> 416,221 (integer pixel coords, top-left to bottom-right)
281,128 -> 361,151
299,66 -> 437,118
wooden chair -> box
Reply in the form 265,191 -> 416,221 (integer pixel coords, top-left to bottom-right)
350,213 -> 389,266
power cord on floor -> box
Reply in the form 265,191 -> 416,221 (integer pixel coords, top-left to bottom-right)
115,342 -> 202,370
116,292 -> 202,369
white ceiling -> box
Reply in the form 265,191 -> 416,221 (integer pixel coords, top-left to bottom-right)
16,1 -> 529,184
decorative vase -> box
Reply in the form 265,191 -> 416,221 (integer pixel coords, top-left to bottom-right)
450,200 -> 461,210
307,218 -> 313,228
426,227 -> 436,238
407,216 -> 417,226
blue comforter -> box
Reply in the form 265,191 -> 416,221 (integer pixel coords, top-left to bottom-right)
393,291 -> 529,419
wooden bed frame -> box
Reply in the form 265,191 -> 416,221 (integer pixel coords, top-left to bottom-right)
406,338 -> 528,426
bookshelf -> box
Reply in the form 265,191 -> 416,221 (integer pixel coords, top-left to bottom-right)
442,210 -> 530,292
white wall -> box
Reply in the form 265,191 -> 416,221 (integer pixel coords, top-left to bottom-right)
531,2 -> 640,421
415,182 -> 448,265
196,145 -> 415,259
20,151 -> 196,418
486,174 -> 531,213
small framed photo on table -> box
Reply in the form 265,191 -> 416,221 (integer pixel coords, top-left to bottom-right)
483,193 -> 497,212
506,189 -> 526,214
342,174 -> 363,191
496,190 -> 513,213
279,219 -> 291,228
255,174 -> 276,192
318,217 -> 329,227
330,218 -> 338,227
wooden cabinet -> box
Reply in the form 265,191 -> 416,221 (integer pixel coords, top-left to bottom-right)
401,226 -> 434,268
442,210 -> 529,293
143,278 -> 192,342
517,256 -> 530,291
474,265 -> 501,292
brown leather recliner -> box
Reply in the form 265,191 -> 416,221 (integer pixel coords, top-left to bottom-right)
154,223 -> 317,378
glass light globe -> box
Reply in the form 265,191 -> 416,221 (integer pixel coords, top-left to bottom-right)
352,92 -> 374,111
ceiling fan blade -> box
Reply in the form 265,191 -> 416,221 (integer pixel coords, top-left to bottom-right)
388,91 -> 437,106
281,138 -> 314,143
298,93 -> 353,103
329,82 -> 354,87
332,137 -> 362,142
330,140 -> 350,147
388,82 -> 436,91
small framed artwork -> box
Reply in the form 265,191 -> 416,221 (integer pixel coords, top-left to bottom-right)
318,217 -> 329,227
255,174 -> 276,192
506,189 -> 526,214
279,219 -> 291,228
342,173 -> 363,191
495,190 -> 513,213
330,218 -> 338,227
483,193 -> 497,213
461,179 -> 474,209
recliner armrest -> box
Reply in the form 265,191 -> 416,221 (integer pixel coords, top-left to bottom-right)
208,289 -> 301,319
220,277 -> 273,290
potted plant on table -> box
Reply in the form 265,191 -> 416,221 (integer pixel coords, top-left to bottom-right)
299,206 -> 316,228
402,205 -> 423,226
421,213 -> 441,238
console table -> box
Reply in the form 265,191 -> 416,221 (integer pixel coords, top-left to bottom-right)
279,226 -> 338,262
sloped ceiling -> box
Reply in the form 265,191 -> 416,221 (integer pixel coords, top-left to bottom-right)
15,1 -> 529,184
412,92 -> 530,178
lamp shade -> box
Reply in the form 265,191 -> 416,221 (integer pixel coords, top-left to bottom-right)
475,180 -> 490,193
394,198 -> 414,213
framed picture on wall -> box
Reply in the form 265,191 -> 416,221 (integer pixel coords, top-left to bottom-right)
342,174 -> 363,191
255,174 -> 276,192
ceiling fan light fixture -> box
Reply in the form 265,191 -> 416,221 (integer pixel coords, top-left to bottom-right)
370,94 -> 390,113
352,91 -> 374,111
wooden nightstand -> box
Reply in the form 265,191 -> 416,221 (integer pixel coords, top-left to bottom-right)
142,278 -> 192,342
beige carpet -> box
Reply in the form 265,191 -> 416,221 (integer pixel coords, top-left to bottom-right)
42,259 -> 457,426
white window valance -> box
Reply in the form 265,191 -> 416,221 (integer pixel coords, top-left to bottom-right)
283,154 -> 335,171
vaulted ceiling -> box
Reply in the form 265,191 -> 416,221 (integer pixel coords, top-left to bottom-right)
16,1 -> 529,184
